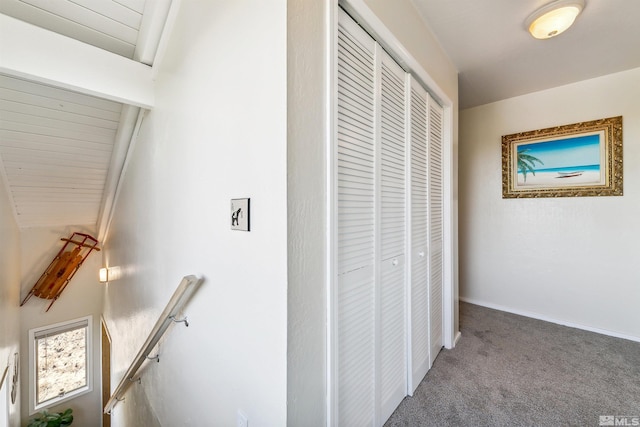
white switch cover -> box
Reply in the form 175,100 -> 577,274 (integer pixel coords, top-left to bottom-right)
237,410 -> 248,427
231,198 -> 250,231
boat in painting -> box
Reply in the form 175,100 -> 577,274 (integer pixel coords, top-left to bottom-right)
556,171 -> 584,178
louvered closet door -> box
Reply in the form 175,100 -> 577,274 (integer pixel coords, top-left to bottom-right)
336,8 -> 445,426
428,99 -> 444,364
409,79 -> 430,391
336,9 -> 377,426
378,50 -> 407,423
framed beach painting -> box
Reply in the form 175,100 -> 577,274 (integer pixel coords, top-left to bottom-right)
502,116 -> 623,198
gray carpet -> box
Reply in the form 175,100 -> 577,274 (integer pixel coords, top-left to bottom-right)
385,302 -> 640,427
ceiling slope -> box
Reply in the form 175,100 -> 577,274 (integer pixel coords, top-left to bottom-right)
0,74 -> 121,227
0,0 -> 145,59
0,0 -> 172,235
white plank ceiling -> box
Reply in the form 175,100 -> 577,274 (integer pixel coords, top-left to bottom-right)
0,0 -> 167,231
0,0 -> 145,59
0,74 -> 121,227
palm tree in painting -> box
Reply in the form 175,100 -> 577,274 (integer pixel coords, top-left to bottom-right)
517,149 -> 544,182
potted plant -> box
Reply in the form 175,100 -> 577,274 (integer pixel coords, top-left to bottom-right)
27,408 -> 73,427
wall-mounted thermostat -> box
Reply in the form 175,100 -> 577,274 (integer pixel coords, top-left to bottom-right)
231,198 -> 250,231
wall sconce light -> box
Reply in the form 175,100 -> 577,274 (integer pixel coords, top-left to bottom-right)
99,267 -> 109,283
526,0 -> 585,39
99,266 -> 122,283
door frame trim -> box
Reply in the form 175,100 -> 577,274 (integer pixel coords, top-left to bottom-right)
100,317 -> 112,427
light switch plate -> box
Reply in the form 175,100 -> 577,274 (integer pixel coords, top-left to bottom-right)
231,198 -> 250,231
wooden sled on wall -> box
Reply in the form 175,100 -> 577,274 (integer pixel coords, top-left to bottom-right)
20,232 -> 100,312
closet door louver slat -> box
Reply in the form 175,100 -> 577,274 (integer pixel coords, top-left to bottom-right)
337,11 -> 377,426
409,80 -> 430,391
378,52 -> 407,423
336,26 -> 376,276
428,100 -> 444,364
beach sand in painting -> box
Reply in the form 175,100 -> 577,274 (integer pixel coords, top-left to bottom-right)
517,170 -> 602,187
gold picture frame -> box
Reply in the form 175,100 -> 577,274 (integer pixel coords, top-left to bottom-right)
502,116 -> 623,198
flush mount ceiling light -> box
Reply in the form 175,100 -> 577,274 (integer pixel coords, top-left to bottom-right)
526,0 -> 585,39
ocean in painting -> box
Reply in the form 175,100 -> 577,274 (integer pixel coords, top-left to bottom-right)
531,164 -> 600,174
516,134 -> 603,186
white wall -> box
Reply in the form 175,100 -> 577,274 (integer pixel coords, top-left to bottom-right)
0,173 -> 20,427
287,0 -> 459,424
459,67 -> 640,340
102,1 -> 287,426
18,226 -> 103,427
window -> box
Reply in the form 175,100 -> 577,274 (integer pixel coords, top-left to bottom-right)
29,316 -> 92,412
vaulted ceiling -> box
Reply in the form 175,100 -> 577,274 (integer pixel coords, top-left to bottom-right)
0,74 -> 122,228
1,0 -> 638,236
0,0 -> 147,59
0,0 -> 171,237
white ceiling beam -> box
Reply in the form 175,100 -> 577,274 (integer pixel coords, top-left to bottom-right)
97,105 -> 144,243
135,0 -> 173,65
0,13 -> 154,109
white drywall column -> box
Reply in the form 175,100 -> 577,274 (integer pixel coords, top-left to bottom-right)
287,0 -> 328,425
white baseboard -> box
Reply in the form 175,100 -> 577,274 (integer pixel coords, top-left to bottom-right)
445,331 -> 462,350
459,296 -> 640,343
453,331 -> 462,346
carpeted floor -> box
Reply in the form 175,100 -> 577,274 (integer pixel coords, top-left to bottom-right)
385,302 -> 640,427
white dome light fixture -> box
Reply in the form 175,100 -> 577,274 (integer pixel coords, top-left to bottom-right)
526,0 -> 585,39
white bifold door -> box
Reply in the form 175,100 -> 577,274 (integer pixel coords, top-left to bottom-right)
408,72 -> 445,391
334,8 -> 445,427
